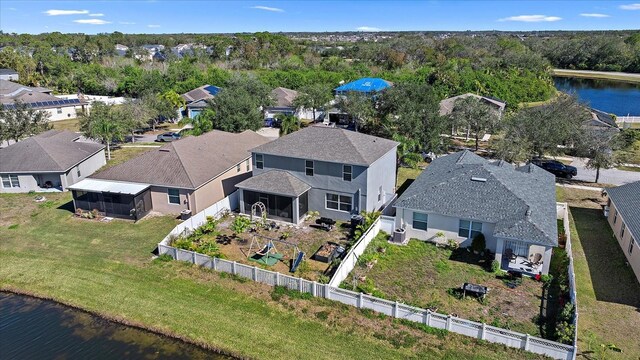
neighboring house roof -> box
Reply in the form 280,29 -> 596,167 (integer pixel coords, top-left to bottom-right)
0,130 -> 105,173
251,126 -> 399,166
606,181 -> 640,240
271,87 -> 299,107
0,68 -> 18,75
0,79 -> 82,110
588,108 -> 618,129
334,77 -> 393,94
181,84 -> 221,104
236,169 -> 311,197
395,151 -> 558,246
91,130 -> 271,189
439,93 -> 507,116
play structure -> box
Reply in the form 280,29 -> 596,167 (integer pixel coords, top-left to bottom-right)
247,231 -> 305,272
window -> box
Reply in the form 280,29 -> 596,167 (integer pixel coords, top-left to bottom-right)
245,159 -> 250,171
167,188 -> 180,205
255,154 -> 263,169
613,209 -> 617,224
326,193 -> 352,212
621,223 -> 626,239
236,164 -> 241,172
629,237 -> 635,255
458,220 -> 482,238
305,160 -> 314,176
412,212 -> 428,231
77,168 -> 81,177
343,165 -> 352,181
57,107 -> 62,114
1,174 -> 20,188
378,186 -> 383,202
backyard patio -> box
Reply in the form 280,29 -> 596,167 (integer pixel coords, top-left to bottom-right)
344,235 -> 550,337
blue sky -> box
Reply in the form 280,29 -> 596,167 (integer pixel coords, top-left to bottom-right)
1,1 -> 639,34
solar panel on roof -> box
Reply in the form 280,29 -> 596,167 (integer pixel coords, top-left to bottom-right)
71,99 -> 80,104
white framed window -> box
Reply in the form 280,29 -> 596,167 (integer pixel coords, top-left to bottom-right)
1,174 -> 20,188
255,154 -> 263,169
621,223 -> 626,239
167,188 -> 180,205
305,160 -> 314,176
613,209 -> 617,224
458,220 -> 482,238
343,165 -> 352,181
245,159 -> 250,171
57,107 -> 62,114
412,212 -> 428,231
236,164 -> 241,172
326,193 -> 352,212
629,237 -> 635,255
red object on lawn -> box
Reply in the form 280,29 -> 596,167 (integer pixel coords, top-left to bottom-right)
535,273 -> 541,281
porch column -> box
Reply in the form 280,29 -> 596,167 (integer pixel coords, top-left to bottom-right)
292,196 -> 300,224
541,247 -> 553,275
238,190 -> 245,215
494,238 -> 504,265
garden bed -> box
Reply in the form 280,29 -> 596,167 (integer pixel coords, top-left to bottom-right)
343,235 -> 547,337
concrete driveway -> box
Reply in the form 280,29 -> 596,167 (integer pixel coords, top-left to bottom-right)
570,158 -> 640,185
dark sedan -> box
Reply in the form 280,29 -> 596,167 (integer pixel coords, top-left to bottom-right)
529,159 -> 578,179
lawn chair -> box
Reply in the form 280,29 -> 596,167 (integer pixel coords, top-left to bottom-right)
529,253 -> 543,267
504,248 -> 516,263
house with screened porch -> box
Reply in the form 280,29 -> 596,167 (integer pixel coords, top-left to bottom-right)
236,126 -> 398,224
393,151 -> 558,275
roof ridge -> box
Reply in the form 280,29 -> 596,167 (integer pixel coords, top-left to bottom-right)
168,142 -> 198,188
32,137 -> 66,170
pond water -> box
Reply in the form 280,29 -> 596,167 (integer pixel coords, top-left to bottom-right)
0,292 -> 230,360
553,77 -> 640,116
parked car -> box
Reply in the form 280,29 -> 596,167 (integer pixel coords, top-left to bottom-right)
156,132 -> 181,142
529,159 -> 577,179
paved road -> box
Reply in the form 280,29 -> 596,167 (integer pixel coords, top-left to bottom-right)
570,158 -> 640,185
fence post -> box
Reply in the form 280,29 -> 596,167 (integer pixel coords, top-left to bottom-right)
212,257 -> 217,271
252,266 -> 257,281
192,251 -> 196,264
446,315 -> 452,330
426,310 -> 431,326
393,301 -> 399,318
325,284 -> 330,299
232,261 -> 236,274
480,323 -> 486,340
298,278 -> 303,292
357,293 -> 363,308
312,281 -> 317,297
276,272 -> 280,286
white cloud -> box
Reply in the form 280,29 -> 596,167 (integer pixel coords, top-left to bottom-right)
356,26 -> 382,31
88,13 -> 104,17
498,15 -> 562,22
620,3 -> 640,10
119,21 -> 136,25
7,7 -> 17,11
73,19 -> 111,25
251,6 -> 284,12
580,13 -> 610,17
147,24 -> 161,28
44,9 -> 89,16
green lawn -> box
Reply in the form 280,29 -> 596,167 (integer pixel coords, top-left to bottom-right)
556,187 -> 640,358
51,118 -> 80,131
397,167 -> 423,195
0,192 -> 544,360
344,233 -> 545,337
100,146 -> 156,170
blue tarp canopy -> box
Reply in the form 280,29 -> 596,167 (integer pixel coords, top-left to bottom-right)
334,78 -> 393,94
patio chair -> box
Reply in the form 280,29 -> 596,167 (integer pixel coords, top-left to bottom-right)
504,248 -> 516,263
530,253 -> 543,267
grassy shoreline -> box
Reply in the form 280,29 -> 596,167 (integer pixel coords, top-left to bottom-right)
552,69 -> 640,84
0,192 -> 543,360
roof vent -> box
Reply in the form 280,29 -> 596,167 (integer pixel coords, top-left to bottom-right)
525,208 -> 532,217
471,177 -> 487,182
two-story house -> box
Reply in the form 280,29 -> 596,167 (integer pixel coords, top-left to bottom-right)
236,126 -> 398,224
393,151 -> 558,275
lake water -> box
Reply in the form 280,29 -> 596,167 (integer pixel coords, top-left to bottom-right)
553,77 -> 640,116
0,292 -> 230,360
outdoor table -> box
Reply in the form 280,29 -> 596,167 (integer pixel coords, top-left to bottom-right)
462,282 -> 488,299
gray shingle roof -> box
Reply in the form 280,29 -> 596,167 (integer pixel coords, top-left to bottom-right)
271,87 -> 298,107
251,126 -> 398,166
606,181 -> 640,240
92,130 -> 270,189
395,151 -> 558,246
236,170 -> 311,197
0,130 -> 105,173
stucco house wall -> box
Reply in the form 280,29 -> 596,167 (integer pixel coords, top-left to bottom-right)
150,186 -> 191,214
366,148 -> 397,211
607,200 -> 640,284
191,159 -> 252,214
63,149 -> 107,188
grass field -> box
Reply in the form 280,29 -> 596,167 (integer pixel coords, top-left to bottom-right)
0,192 -> 544,360
556,187 -> 640,358
552,69 -> 640,84
100,146 -> 156,170
51,118 -> 80,131
396,167 -> 423,195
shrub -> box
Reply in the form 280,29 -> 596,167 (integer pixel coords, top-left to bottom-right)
271,285 -> 312,301
541,274 -> 553,287
353,211 -> 381,240
555,321 -> 575,345
471,233 -> 486,253
490,260 -> 500,273
446,239 -> 459,250
317,274 -> 330,284
230,216 -> 251,236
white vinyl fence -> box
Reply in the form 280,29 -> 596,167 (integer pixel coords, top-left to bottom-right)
156,200 -> 578,360
557,202 -> 578,355
328,218 -> 382,287
158,191 -> 238,247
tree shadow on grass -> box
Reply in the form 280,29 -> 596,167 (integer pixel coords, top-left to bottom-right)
570,206 -> 640,308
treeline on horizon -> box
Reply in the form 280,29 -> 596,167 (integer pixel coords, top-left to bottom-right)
0,31 -> 638,106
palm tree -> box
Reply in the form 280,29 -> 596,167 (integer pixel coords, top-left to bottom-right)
392,133 -> 422,169
160,90 -> 186,121
277,114 -> 299,136
79,102 -> 125,160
